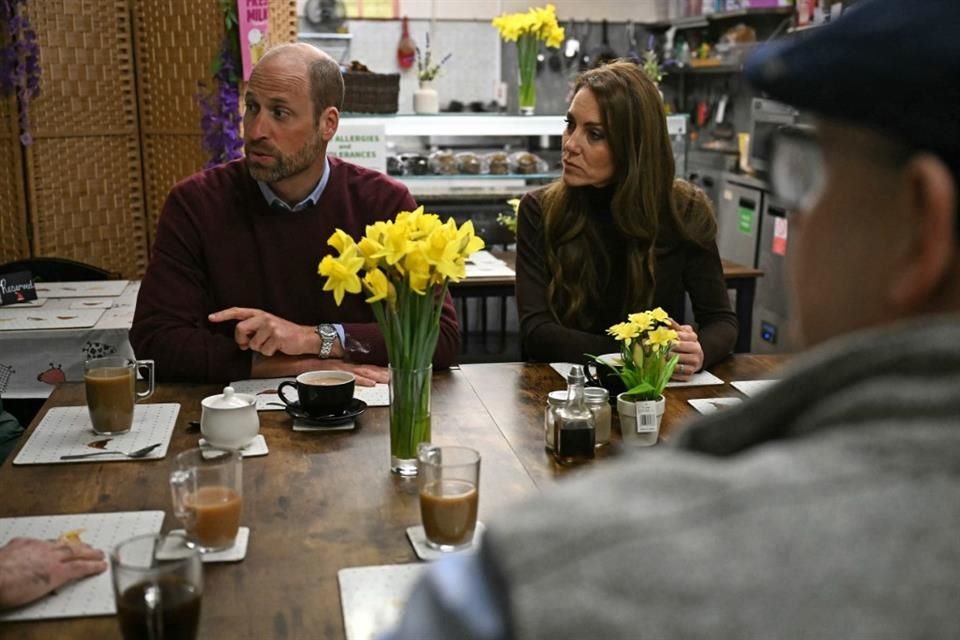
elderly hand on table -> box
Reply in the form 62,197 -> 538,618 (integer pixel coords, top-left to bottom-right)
669,320 -> 704,382
0,537 -> 107,610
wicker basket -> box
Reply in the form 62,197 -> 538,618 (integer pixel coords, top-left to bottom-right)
343,72 -> 400,114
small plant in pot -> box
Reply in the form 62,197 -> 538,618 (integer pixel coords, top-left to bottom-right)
590,307 -> 679,446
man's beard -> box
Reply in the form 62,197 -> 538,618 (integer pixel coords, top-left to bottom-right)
245,134 -> 325,183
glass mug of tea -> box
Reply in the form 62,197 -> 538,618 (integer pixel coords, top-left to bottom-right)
417,444 -> 481,552
84,356 -> 155,435
111,532 -> 203,640
170,448 -> 242,552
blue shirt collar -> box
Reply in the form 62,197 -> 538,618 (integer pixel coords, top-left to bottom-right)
256,157 -> 330,212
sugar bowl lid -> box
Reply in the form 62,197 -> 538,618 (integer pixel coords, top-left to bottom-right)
202,386 -> 254,409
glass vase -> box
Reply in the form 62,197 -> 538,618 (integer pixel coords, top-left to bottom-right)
389,364 -> 433,476
516,33 -> 537,115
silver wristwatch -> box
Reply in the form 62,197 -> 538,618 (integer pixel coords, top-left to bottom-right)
316,323 -> 337,359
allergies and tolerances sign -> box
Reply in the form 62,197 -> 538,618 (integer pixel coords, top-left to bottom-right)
328,122 -> 387,173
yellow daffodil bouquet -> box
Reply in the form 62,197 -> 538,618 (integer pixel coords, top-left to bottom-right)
318,206 -> 484,471
492,4 -> 564,113
594,307 -> 680,402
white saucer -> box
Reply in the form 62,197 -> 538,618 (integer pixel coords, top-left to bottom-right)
293,420 -> 356,432
405,521 -> 485,561
157,527 -> 250,563
199,434 -> 268,457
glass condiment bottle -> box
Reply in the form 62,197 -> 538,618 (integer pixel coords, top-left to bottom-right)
584,387 -> 611,447
544,390 -> 567,451
553,365 -> 595,464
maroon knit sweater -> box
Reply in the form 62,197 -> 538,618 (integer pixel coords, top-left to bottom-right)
131,157 -> 460,382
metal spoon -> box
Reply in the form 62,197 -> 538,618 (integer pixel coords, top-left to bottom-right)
60,442 -> 161,460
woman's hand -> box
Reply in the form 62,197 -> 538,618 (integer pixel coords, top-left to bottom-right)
669,321 -> 704,381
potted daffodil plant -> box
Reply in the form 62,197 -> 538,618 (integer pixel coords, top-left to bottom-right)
592,307 -> 679,446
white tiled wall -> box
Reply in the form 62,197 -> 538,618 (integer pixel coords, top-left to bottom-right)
301,19 -> 502,114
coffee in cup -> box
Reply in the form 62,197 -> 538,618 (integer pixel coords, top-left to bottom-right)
84,356 -> 155,434
417,445 -> 481,552
170,448 -> 242,552
278,370 -> 355,416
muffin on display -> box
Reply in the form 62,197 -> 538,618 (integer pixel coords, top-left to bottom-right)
401,153 -> 429,175
456,152 -> 485,175
510,151 -> 547,175
486,151 -> 510,175
429,150 -> 458,175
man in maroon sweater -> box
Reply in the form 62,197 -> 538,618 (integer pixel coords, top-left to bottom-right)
131,43 -> 459,383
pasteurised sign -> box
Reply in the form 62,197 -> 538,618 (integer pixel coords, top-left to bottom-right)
329,122 -> 387,173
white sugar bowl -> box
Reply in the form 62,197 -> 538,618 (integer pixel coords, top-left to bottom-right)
200,386 -> 259,450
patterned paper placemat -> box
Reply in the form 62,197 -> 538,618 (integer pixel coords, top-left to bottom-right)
339,563 -> 426,640
688,397 -> 744,415
730,379 -> 778,397
229,378 -> 390,410
0,308 -> 106,331
3,297 -> 46,307
0,511 -> 165,622
33,281 -> 130,298
13,404 -> 180,465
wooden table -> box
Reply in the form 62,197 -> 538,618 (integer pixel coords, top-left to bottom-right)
0,355 -> 787,639
449,252 -> 764,352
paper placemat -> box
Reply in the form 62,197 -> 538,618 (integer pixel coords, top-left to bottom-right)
228,377 -> 390,410
550,362 -> 725,388
406,521 -> 485,561
159,527 -> 250,563
339,564 -> 427,640
0,511 -> 165,622
199,435 -> 268,458
5,297 -> 46,307
68,299 -> 114,310
293,420 -> 356,432
731,379 -> 778,397
688,397 -> 744,415
14,404 -> 180,465
0,307 -> 105,331
33,281 -> 130,298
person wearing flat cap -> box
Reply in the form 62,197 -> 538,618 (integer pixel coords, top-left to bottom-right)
382,1 -> 960,638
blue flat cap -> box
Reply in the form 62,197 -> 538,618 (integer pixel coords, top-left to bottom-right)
745,0 -> 960,169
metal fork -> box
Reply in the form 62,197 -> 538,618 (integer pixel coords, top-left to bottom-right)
60,442 -> 161,460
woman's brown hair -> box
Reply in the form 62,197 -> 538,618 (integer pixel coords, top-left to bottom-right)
541,60 -> 714,328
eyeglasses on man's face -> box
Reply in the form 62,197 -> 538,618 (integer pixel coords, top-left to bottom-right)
767,125 -> 826,213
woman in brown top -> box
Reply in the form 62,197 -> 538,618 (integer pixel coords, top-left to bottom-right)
516,61 -> 737,377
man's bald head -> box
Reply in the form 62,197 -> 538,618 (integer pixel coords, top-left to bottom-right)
254,43 -> 344,120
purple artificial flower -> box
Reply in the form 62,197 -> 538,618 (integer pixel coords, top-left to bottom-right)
0,0 -> 41,144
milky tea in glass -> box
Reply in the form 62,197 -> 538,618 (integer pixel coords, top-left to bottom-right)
418,445 -> 480,552
84,356 -> 155,434
170,448 -> 242,552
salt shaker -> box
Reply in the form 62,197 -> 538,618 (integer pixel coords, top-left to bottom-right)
584,387 -> 611,447
553,365 -> 595,464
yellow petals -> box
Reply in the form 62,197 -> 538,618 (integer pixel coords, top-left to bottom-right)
318,246 -> 364,306
646,326 -> 679,349
492,4 -> 563,46
362,268 -> 390,303
607,321 -> 641,343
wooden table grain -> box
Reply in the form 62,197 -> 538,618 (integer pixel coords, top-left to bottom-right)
0,355 -> 787,639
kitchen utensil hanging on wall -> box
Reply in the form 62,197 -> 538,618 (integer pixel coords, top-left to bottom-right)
625,20 -> 641,64
578,19 -> 592,71
592,19 -> 617,67
564,19 -> 580,69
397,16 -> 415,70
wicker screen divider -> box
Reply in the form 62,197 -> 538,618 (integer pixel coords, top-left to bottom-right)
2,1 -> 297,278
22,0 -> 148,278
0,95 -> 28,264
